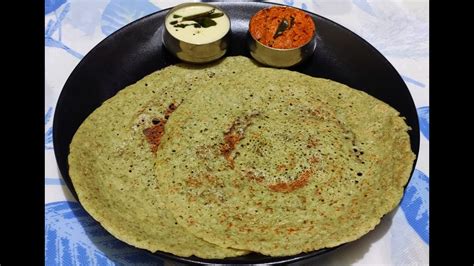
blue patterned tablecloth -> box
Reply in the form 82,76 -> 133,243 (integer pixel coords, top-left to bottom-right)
45,0 -> 429,265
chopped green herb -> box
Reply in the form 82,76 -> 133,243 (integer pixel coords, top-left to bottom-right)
208,13 -> 224,19
174,23 -> 200,28
193,17 -> 217,28
172,8 -> 223,29
182,8 -> 216,20
273,18 -> 291,39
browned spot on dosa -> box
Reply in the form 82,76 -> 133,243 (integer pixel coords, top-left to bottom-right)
220,112 -> 259,168
143,103 -> 178,153
287,227 -> 299,234
220,131 -> 241,168
309,156 -> 319,164
246,171 -> 265,183
276,164 -> 286,172
307,137 -> 320,148
143,124 -> 165,153
246,155 -> 319,193
186,176 -> 203,188
268,169 -> 312,192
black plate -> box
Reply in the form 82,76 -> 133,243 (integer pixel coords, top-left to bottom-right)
53,2 -> 420,265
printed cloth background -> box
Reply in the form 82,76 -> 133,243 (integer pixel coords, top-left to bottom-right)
45,0 -> 429,265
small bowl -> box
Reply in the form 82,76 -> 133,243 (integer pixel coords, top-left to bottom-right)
248,6 -> 317,68
162,3 -> 231,64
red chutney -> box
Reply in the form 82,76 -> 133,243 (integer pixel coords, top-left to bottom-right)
249,6 -> 316,49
